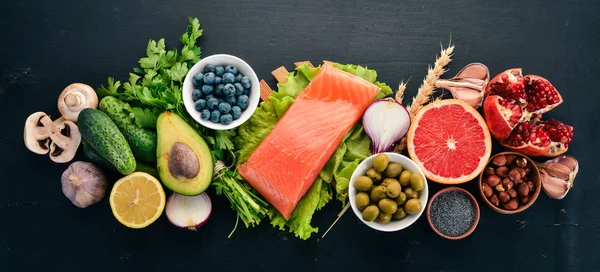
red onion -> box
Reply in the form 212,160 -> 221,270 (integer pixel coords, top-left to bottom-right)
362,98 -> 411,154
165,192 -> 212,230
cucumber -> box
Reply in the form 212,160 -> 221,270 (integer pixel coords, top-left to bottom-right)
78,108 -> 136,175
83,140 -> 159,178
98,96 -> 157,164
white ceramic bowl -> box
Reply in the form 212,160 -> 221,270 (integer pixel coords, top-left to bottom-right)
349,152 -> 429,232
182,54 -> 260,130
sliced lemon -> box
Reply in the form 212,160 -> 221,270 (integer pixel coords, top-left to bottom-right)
109,172 -> 166,229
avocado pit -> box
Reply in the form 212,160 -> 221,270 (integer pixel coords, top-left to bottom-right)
168,142 -> 200,179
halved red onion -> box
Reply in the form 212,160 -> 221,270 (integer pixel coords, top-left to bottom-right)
362,98 -> 411,154
165,192 -> 212,230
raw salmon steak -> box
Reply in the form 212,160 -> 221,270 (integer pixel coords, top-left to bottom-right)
238,63 -> 380,219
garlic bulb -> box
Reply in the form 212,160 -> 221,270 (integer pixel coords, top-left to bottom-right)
61,161 -> 108,208
537,155 -> 578,200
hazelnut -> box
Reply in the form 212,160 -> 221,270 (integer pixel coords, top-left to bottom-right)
525,166 -> 531,175
484,167 -> 496,177
519,196 -> 529,205
505,155 -> 515,165
517,183 -> 529,197
515,157 -> 528,168
507,188 -> 517,198
522,174 -> 529,182
508,168 -> 522,182
496,166 -> 509,177
495,184 -> 505,192
486,175 -> 501,187
482,184 -> 493,198
498,191 -> 511,203
527,181 -> 535,193
503,199 -> 519,210
516,168 -> 527,179
502,178 -> 514,190
492,155 -> 507,166
489,194 -> 500,206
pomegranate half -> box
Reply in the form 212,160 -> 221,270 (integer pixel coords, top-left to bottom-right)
483,68 -> 573,157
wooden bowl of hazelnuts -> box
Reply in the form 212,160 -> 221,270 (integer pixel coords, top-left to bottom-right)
478,152 -> 541,214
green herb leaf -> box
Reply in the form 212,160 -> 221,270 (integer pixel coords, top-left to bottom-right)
214,130 -> 236,151
130,107 -> 159,129
97,77 -> 121,97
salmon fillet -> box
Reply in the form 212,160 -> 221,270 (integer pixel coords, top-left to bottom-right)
238,63 -> 380,219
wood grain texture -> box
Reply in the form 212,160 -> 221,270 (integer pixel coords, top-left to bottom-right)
1,0 -> 599,271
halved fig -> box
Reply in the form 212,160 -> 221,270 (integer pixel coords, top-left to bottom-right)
483,68 -> 572,157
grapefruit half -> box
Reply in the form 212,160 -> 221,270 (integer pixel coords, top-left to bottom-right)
407,99 -> 492,184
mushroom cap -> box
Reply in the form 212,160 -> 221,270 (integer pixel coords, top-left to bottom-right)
58,83 -> 98,122
24,112 -> 51,154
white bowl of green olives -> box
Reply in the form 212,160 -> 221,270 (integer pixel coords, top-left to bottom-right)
349,152 -> 428,232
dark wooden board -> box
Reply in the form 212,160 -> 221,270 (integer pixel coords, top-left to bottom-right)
1,0 -> 599,271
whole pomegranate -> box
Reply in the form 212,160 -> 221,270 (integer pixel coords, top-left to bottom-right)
483,68 -> 574,157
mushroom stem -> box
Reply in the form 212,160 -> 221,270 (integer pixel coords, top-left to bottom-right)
39,116 -> 72,147
64,93 -> 83,108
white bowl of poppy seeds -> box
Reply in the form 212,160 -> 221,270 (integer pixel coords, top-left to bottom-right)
426,187 -> 480,240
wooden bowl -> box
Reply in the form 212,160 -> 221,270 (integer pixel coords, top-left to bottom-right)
426,187 -> 480,240
477,152 -> 541,214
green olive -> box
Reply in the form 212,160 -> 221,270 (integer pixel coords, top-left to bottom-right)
392,207 -> 407,220
385,163 -> 403,178
404,187 -> 419,199
394,192 -> 407,205
366,168 -> 382,183
385,181 -> 401,198
370,186 -> 387,202
354,176 -> 373,192
355,192 -> 370,210
410,173 -> 425,191
381,178 -> 397,187
362,205 -> 380,221
405,199 -> 423,214
399,170 -> 412,187
373,154 -> 389,172
377,213 -> 392,224
378,198 -> 398,214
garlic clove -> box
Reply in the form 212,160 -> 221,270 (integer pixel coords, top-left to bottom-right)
540,162 -> 571,180
537,155 -> 578,200
541,173 -> 571,200
61,161 -> 108,208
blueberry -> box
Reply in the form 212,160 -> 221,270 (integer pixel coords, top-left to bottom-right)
241,76 -> 251,89
207,98 -> 220,110
225,65 -> 238,75
192,88 -> 203,101
235,74 -> 243,83
200,109 -> 211,120
203,72 -> 216,85
203,64 -> 216,73
225,95 -> 237,105
218,102 -> 232,114
237,94 -> 249,109
220,114 -> 233,125
210,110 -> 221,123
194,99 -> 207,111
231,106 -> 242,120
192,73 -> 204,86
223,84 -> 236,96
214,76 -> 222,84
222,73 -> 235,84
215,84 -> 225,96
215,66 -> 225,76
202,84 -> 214,95
234,83 -> 244,96
205,94 -> 215,101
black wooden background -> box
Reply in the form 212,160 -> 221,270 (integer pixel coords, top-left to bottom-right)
1,0 -> 599,271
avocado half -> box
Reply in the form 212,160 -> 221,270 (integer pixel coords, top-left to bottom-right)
156,112 -> 213,195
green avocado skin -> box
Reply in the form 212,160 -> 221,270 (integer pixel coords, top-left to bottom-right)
98,96 -> 157,164
78,108 -> 136,175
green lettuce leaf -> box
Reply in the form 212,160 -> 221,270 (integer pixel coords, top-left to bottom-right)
233,62 -> 392,239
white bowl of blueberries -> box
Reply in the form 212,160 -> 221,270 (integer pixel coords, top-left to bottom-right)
183,54 -> 260,130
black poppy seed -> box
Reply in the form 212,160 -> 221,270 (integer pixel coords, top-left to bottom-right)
430,191 -> 475,237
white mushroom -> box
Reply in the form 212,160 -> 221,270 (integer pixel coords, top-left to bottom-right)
24,111 -> 81,163
58,83 -> 98,122
24,112 -> 52,154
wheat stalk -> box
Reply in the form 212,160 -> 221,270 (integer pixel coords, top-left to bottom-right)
395,79 -> 408,104
394,42 -> 455,153
406,43 -> 455,118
